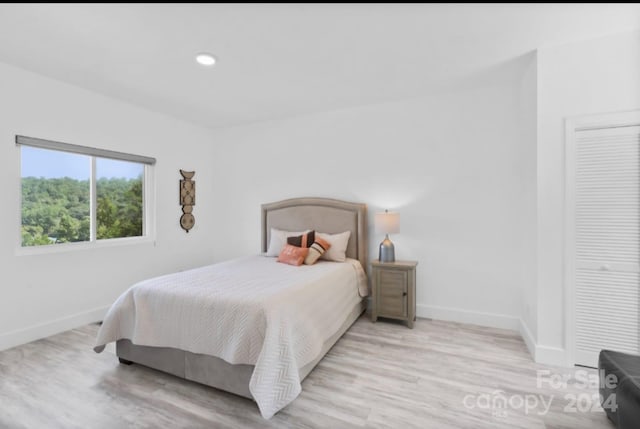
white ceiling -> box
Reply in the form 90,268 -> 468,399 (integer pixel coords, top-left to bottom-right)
0,4 -> 638,129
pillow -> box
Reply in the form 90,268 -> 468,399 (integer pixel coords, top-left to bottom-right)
304,237 -> 331,265
277,244 -> 309,266
266,228 -> 309,256
316,231 -> 351,262
287,231 -> 315,248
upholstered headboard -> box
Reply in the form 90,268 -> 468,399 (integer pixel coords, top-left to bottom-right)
261,197 -> 368,272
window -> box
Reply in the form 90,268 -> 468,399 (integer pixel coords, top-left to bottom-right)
17,135 -> 155,248
96,158 -> 144,240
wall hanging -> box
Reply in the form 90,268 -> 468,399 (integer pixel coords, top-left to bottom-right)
179,170 -> 195,232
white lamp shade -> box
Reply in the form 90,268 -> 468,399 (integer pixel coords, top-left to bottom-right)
375,211 -> 400,234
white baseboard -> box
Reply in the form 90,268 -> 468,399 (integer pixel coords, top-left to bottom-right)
0,306 -> 109,352
1,303 -> 571,367
518,318 -> 567,366
534,344 -> 566,366
416,304 -> 520,331
519,319 -> 537,361
416,305 -> 568,366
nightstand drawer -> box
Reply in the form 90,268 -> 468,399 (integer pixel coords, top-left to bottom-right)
379,270 -> 407,288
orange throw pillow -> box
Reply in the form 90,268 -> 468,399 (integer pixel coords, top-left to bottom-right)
277,244 -> 309,266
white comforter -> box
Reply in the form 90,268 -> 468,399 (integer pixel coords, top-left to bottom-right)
94,255 -> 368,419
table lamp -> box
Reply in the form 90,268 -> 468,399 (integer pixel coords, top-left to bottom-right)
375,210 -> 400,262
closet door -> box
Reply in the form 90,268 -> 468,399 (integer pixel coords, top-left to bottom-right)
573,125 -> 640,367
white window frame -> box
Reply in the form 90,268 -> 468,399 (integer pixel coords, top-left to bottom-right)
15,135 -> 156,255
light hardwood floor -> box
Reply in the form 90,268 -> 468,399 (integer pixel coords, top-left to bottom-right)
0,316 -> 614,429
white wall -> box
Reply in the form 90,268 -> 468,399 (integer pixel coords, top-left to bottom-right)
0,62 -> 216,350
209,56 -> 537,330
517,53 -> 538,349
4,30 -> 632,365
536,30 -> 640,364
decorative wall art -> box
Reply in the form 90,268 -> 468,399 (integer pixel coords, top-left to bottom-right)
179,170 -> 196,232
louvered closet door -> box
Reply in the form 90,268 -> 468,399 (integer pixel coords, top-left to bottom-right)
574,125 -> 640,367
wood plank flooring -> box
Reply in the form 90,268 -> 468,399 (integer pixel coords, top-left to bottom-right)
0,317 -> 614,428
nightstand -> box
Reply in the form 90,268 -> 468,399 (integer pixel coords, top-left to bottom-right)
371,260 -> 418,328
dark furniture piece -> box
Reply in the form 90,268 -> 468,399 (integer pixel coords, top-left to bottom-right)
599,349 -> 640,428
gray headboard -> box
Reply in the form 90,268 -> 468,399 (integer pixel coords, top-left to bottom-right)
261,197 -> 368,273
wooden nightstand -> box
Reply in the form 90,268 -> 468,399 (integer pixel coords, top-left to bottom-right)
371,260 -> 418,328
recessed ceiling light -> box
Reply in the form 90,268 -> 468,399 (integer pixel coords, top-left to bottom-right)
196,53 -> 217,67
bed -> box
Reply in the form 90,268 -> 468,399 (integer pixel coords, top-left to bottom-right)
94,197 -> 368,419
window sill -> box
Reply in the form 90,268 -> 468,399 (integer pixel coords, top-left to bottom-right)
15,236 -> 156,256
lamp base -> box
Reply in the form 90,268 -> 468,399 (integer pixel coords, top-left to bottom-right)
378,235 -> 395,262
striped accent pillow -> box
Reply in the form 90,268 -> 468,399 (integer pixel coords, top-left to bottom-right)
304,237 -> 331,265
287,230 -> 315,248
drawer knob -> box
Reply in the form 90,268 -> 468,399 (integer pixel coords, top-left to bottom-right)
403,292 -> 407,297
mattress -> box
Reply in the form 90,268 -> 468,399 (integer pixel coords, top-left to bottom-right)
94,255 -> 368,418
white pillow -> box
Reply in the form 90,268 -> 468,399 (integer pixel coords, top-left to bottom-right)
266,228 -> 309,257
316,231 -> 351,262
